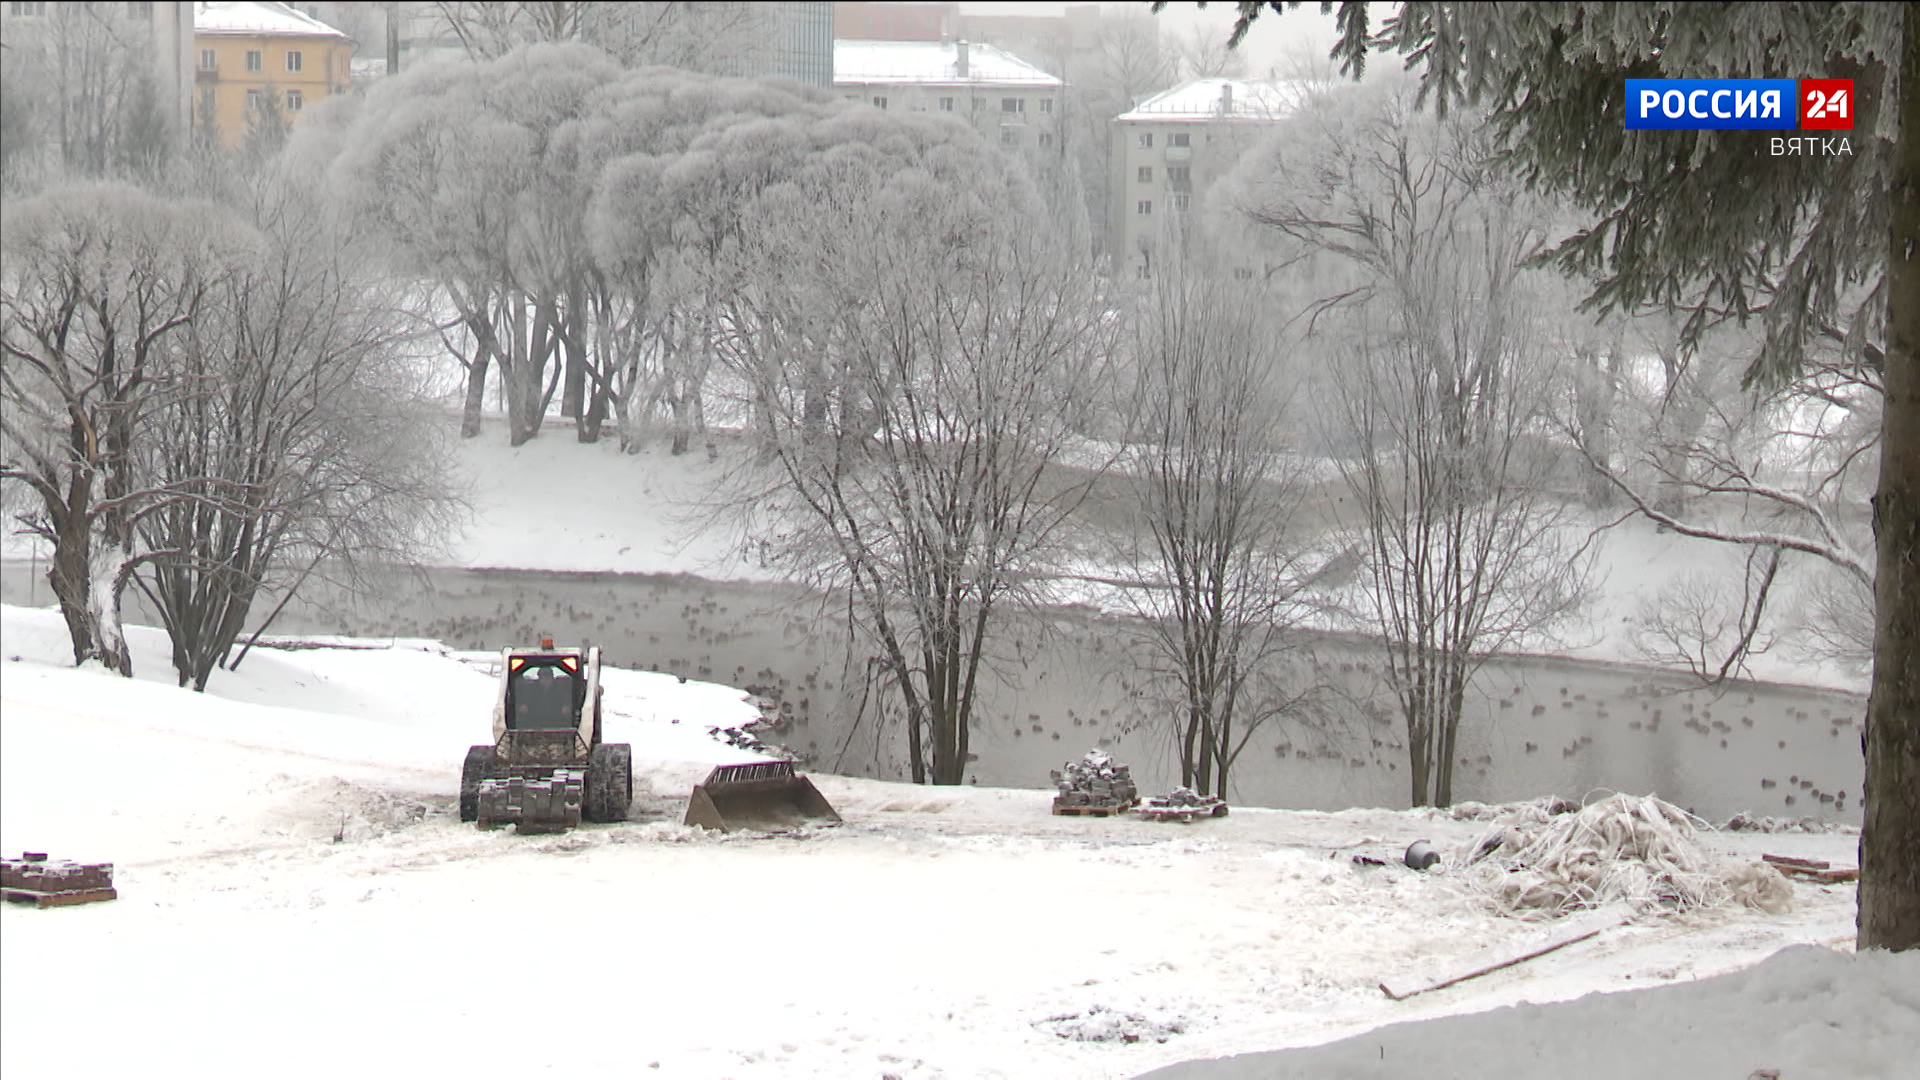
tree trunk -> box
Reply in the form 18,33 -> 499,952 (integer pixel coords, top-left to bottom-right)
505,294 -> 535,447
48,504 -> 97,667
1859,25 -> 1920,953
87,539 -> 133,677
562,282 -> 586,422
668,390 -> 690,455
582,380 -> 609,443
1179,700 -> 1201,789
1576,346 -> 1619,508
462,351 -> 489,438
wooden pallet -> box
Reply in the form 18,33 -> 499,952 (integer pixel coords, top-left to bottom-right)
2,887 -> 118,909
1052,799 -> 1138,817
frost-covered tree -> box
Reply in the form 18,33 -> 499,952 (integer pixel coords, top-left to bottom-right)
726,114 -> 1120,785
133,174 -> 462,691
1225,82 -> 1590,807
0,185 -> 252,674
319,44 -> 624,443
1576,321 -> 1877,682
1123,246 -> 1313,798
577,70 -> 834,449
1177,0 -> 1915,951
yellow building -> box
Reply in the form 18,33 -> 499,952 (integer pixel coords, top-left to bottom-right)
194,1 -> 352,148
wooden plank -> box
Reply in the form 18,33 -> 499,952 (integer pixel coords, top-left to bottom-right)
1379,912 -> 1625,1001
2,887 -> 118,908
1776,865 -> 1859,884
1762,854 -> 1831,871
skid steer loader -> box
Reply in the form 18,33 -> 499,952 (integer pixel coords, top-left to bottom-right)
460,640 -> 631,833
684,761 -> 841,832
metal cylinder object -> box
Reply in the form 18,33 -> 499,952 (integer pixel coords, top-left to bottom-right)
1405,840 -> 1440,870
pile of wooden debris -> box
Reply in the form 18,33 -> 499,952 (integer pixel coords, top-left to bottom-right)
1135,787 -> 1229,822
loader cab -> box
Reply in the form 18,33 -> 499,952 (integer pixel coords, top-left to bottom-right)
506,654 -> 584,731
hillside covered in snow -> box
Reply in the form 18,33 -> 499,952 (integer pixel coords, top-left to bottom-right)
2,602 -> 1911,1079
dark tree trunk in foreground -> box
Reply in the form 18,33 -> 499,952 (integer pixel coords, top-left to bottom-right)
1860,24 -> 1920,952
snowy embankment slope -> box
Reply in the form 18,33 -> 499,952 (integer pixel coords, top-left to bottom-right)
0,413 -> 1869,694
435,417 -> 1878,695
4,603 -> 1913,1079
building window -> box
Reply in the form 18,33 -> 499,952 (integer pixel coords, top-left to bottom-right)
1001,97 -> 1023,113
8,2 -> 48,15
1168,166 -> 1190,183
1171,193 -> 1191,212
1001,127 -> 1016,145
286,50 -> 303,73
1138,166 -> 1153,183
246,89 -> 262,111
1137,263 -> 1151,280
246,50 -> 263,73
198,88 -> 215,117
1040,98 -> 1053,113
199,48 -> 217,71
286,89 -> 303,111
1038,132 -> 1053,148
1137,200 -> 1152,215
972,98 -> 985,110
128,1 -> 153,18
939,96 -> 954,111
1233,267 -> 1254,281
1169,132 -> 1190,148
1137,132 -> 1153,149
871,95 -> 888,109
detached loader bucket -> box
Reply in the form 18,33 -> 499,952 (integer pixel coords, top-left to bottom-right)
685,762 -> 841,832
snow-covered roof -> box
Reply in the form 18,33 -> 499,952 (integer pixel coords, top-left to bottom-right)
195,1 -> 349,39
834,39 -> 1061,89
1117,78 -> 1304,123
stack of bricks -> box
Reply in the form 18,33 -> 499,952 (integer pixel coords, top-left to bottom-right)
1,853 -> 117,907
1050,749 -> 1138,808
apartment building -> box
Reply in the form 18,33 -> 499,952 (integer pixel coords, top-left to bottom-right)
193,1 -> 352,148
1109,78 -> 1302,279
711,2 -> 835,87
0,1 -> 196,138
834,39 -> 1062,153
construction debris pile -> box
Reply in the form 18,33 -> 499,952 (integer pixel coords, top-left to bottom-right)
1051,749 -> 1138,811
1136,786 -> 1228,822
1458,793 -> 1793,919
1721,812 -> 1850,834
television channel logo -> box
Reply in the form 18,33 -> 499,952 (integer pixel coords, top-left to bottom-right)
1625,79 -> 1853,130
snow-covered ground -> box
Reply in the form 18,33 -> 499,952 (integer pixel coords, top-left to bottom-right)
3,602 -> 1910,1079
